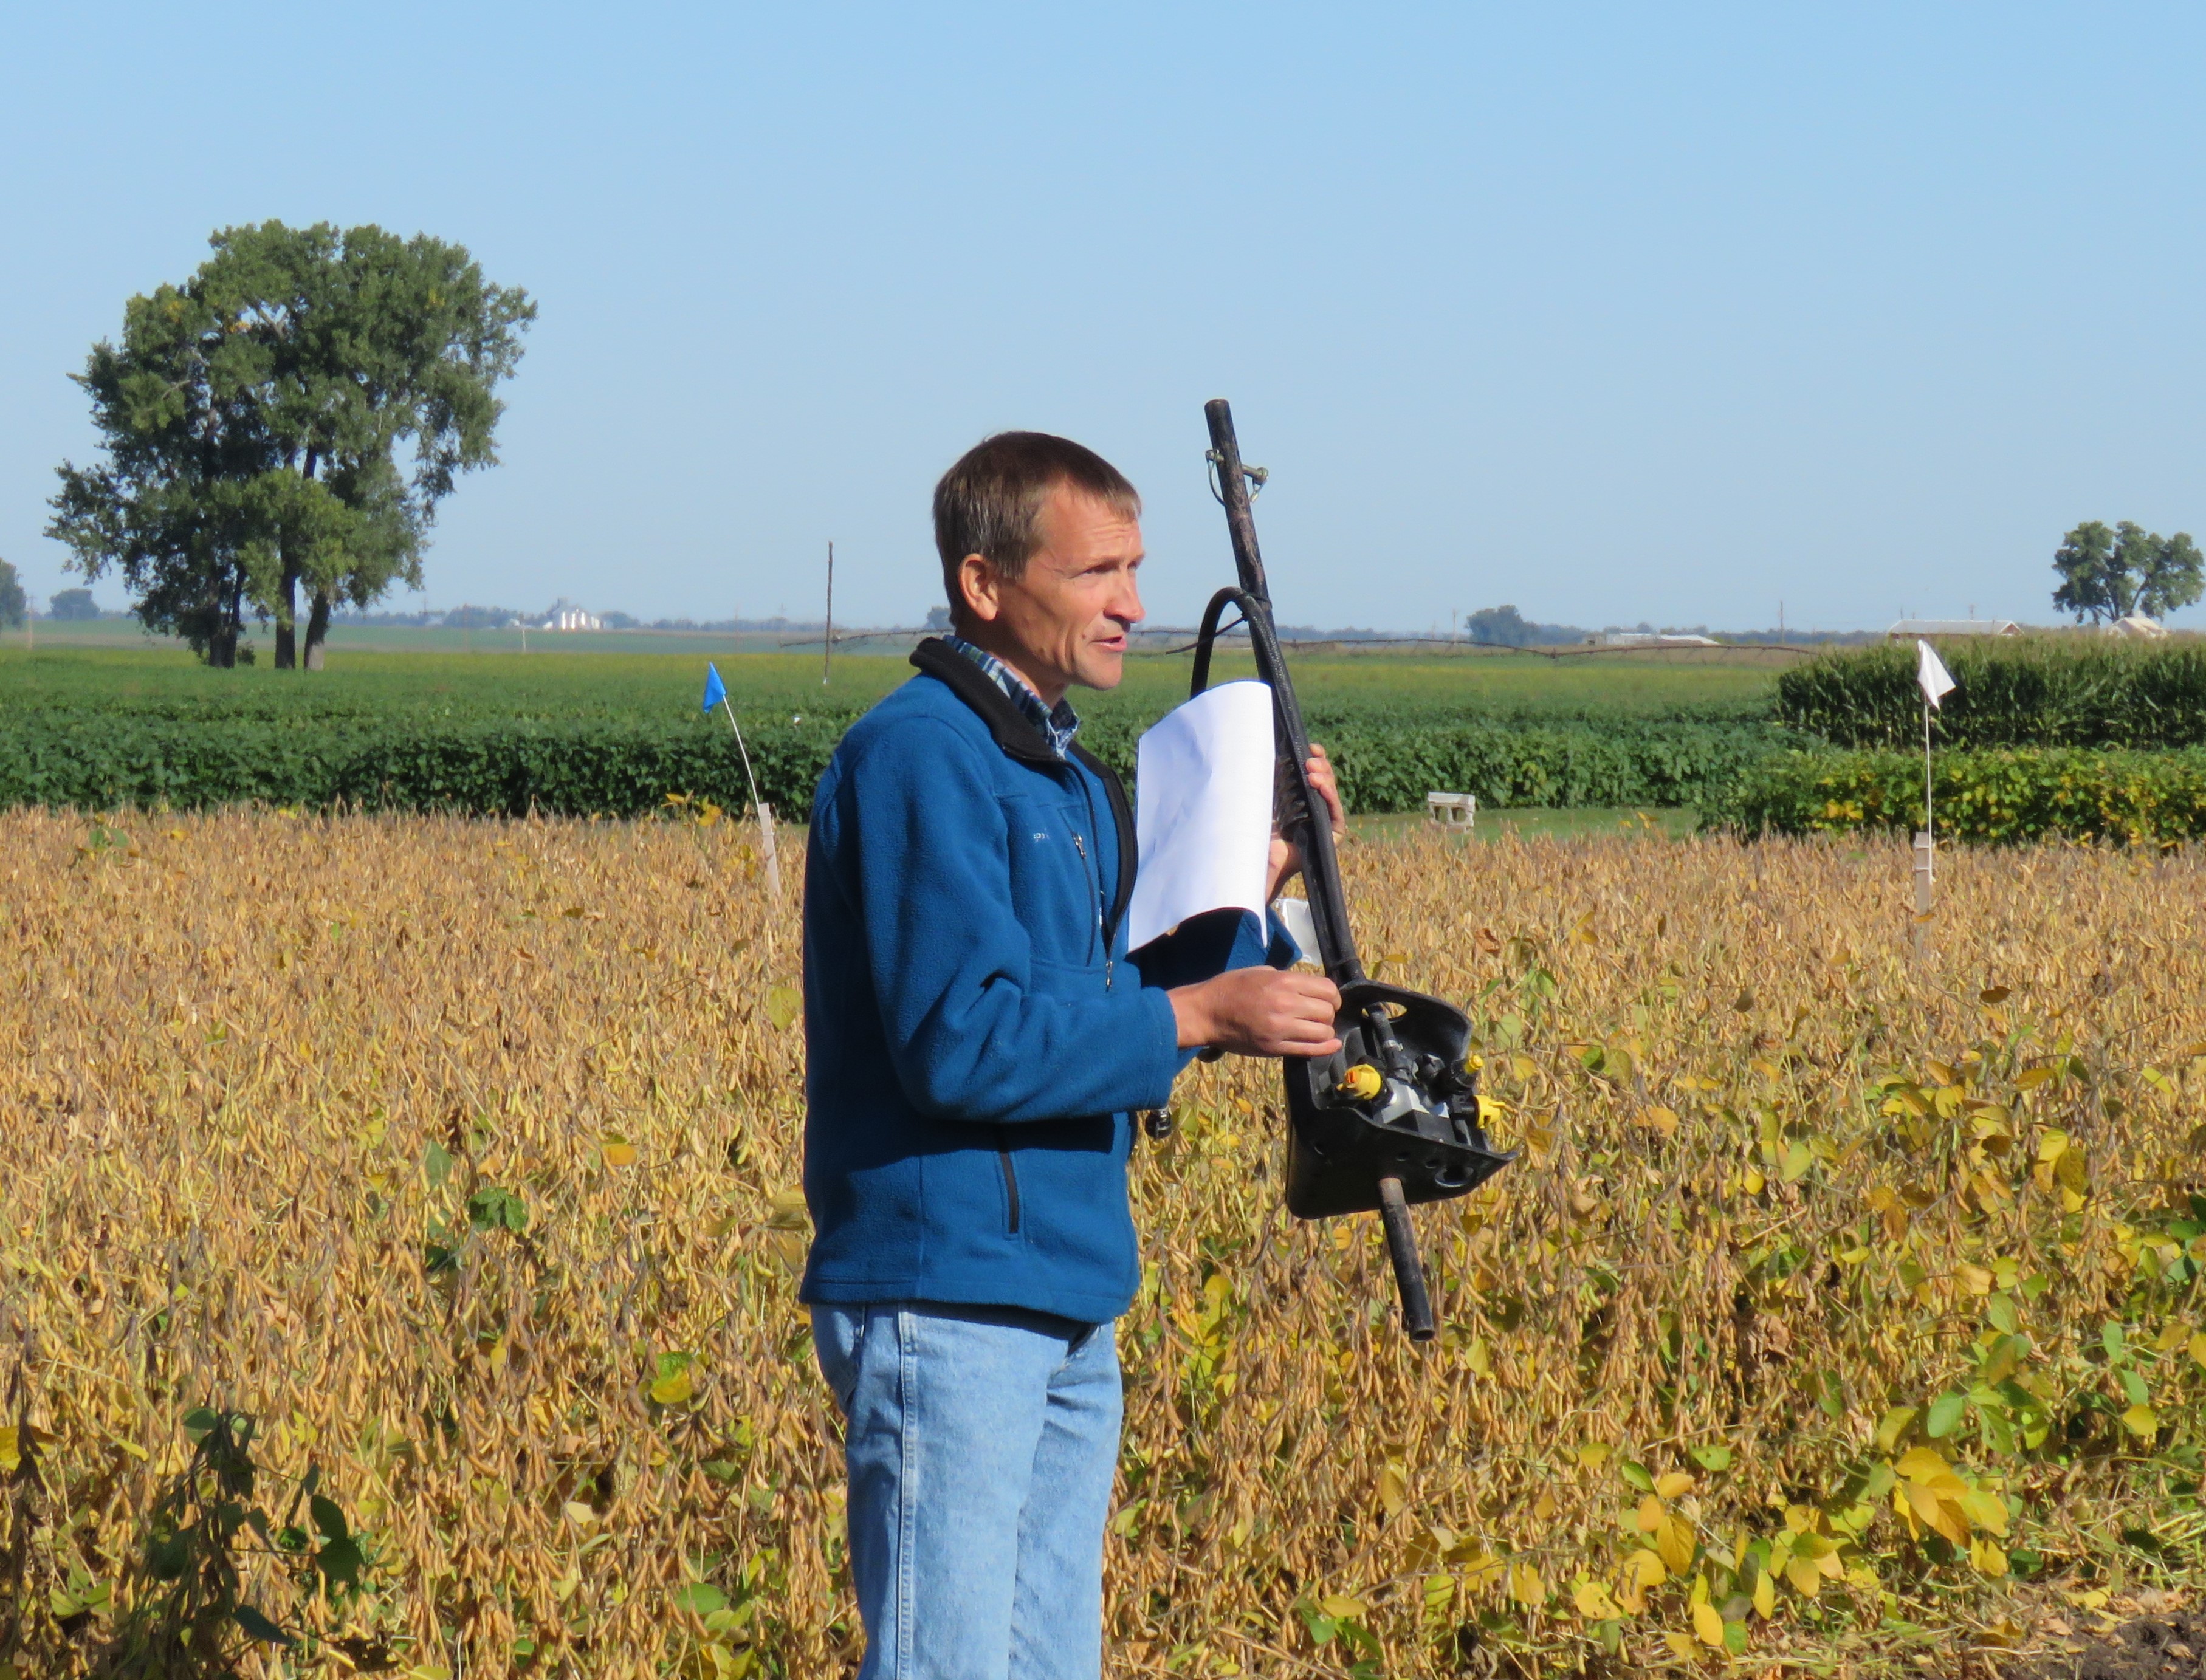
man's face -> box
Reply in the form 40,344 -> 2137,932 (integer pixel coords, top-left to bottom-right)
961,484 -> 1145,699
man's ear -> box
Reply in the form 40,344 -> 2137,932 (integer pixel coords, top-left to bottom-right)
957,553 -> 1003,625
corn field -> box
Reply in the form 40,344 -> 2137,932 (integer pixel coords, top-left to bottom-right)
2,810 -> 2201,1678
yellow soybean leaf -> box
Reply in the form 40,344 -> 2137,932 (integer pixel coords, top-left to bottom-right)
602,1140 -> 637,1167
0,1427 -> 16,1473
1635,1495 -> 1664,1532
1875,1407 -> 1919,1452
1507,1562 -> 1547,1605
1906,1483 -> 1970,1547
1895,1445 -> 1952,1484
1637,1106 -> 1680,1138
1961,1489 -> 2010,1535
650,1368 -> 695,1406
1572,1579 -> 1620,1619
1630,1548 -> 1668,1589
1318,1594 -> 1366,1620
2191,1332 -> 2206,1370
1971,1538 -> 2010,1577
1692,1602 -> 1725,1648
765,1188 -> 811,1230
1377,1463 -> 1408,1516
765,986 -> 802,1030
1785,1556 -> 1824,1597
1654,1471 -> 1694,1500
1752,1569 -> 1776,1619
1655,1513 -> 1696,1575
2121,1404 -> 2159,1441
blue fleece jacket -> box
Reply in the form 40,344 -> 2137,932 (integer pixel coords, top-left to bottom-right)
799,640 -> 1287,1323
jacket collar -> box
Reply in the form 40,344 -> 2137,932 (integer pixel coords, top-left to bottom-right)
938,634 -> 1082,758
909,637 -> 1136,946
909,637 -> 1065,766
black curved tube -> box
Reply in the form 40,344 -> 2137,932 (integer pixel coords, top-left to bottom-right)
1189,586 -> 1252,701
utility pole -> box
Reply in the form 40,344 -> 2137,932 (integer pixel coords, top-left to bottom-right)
823,541 -> 834,687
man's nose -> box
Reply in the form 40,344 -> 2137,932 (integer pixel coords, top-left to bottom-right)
1110,569 -> 1144,626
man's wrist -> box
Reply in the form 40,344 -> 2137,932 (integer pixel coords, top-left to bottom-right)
1168,982 -> 1212,1050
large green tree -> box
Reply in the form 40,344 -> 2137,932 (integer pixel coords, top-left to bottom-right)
49,222 -> 532,668
0,558 -> 24,630
2052,519 -> 2203,625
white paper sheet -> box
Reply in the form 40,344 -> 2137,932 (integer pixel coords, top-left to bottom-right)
1273,894 -> 1319,964
1127,681 -> 1276,952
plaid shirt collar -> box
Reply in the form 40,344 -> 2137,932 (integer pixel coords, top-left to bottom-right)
942,635 -> 1081,759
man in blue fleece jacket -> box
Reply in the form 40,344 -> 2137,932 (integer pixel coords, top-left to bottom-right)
801,431 -> 1344,1678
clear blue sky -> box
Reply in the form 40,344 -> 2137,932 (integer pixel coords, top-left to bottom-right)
5,3 -> 2204,633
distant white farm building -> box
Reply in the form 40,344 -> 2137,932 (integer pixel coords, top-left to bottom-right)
2110,614 -> 2169,639
1887,619 -> 2019,639
540,606 -> 604,632
1587,631 -> 1721,648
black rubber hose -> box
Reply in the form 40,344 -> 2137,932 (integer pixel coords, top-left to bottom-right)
1376,1175 -> 1436,1342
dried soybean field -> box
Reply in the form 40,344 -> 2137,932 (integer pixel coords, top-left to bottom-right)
3,812 -> 2202,1678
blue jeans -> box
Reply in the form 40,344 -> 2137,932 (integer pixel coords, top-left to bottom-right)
812,1301 -> 1122,1680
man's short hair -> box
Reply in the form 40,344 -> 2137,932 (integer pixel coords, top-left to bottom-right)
933,432 -> 1141,622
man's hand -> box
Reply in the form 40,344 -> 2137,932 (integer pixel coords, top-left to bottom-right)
1169,967 -> 1342,1058
1264,743 -> 1348,902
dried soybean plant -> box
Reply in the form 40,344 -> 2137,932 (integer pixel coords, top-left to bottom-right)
1,811 -> 2200,1678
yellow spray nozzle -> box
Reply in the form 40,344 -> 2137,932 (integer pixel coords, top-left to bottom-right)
1463,1054 -> 1485,1074
1337,1063 -> 1384,1102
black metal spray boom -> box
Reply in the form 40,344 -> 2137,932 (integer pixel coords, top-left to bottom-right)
1191,399 -> 1516,1340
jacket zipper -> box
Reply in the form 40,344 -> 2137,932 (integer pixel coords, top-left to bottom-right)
1071,828 -> 1110,989
996,1142 -> 1022,1235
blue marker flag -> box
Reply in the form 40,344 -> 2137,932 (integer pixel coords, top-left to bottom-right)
701,662 -> 727,715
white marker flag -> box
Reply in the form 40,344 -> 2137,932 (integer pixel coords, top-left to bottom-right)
1916,640 -> 1956,710
1127,681 -> 1276,952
